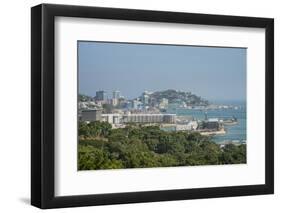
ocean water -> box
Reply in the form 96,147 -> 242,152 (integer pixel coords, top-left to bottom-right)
166,101 -> 246,143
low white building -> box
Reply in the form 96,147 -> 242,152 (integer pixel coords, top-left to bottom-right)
176,121 -> 198,131
123,113 -> 176,124
102,114 -> 122,124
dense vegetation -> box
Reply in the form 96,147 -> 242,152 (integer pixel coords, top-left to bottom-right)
78,121 -> 246,170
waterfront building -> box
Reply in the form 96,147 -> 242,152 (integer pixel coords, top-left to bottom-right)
81,109 -> 102,122
202,118 -> 221,130
95,90 -> 107,101
175,122 -> 198,131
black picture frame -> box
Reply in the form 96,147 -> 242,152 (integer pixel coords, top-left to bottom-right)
31,3 -> 274,209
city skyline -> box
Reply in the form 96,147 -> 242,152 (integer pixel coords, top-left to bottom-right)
78,41 -> 246,102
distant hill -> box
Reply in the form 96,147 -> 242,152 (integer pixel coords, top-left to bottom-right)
150,89 -> 209,106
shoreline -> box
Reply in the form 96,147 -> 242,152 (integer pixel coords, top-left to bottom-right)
196,128 -> 226,136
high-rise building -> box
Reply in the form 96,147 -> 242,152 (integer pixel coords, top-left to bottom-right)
132,100 -> 139,109
112,90 -> 121,99
142,94 -> 149,105
141,91 -> 152,105
95,90 -> 107,101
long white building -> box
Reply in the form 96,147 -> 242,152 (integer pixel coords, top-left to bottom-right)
81,109 -> 177,125
100,113 -> 176,124
123,113 -> 176,124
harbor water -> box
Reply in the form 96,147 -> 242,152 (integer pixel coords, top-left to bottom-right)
166,101 -> 246,144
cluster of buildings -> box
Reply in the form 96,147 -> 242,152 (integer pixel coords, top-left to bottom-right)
79,90 -> 176,128
93,90 -> 122,107
79,90 -> 232,134
79,108 -> 225,134
79,90 -> 170,112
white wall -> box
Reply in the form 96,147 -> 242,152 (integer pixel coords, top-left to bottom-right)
0,0 -> 279,212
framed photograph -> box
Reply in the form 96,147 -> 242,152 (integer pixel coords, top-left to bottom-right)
31,4 -> 274,209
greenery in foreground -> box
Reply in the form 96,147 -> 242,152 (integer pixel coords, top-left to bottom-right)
78,121 -> 246,170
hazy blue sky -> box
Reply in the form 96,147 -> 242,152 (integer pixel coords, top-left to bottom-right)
78,41 -> 246,102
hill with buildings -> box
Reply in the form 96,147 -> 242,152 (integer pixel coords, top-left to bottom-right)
149,89 -> 209,106
78,89 -> 209,112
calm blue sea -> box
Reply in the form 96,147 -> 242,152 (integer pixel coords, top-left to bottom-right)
166,101 -> 246,143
